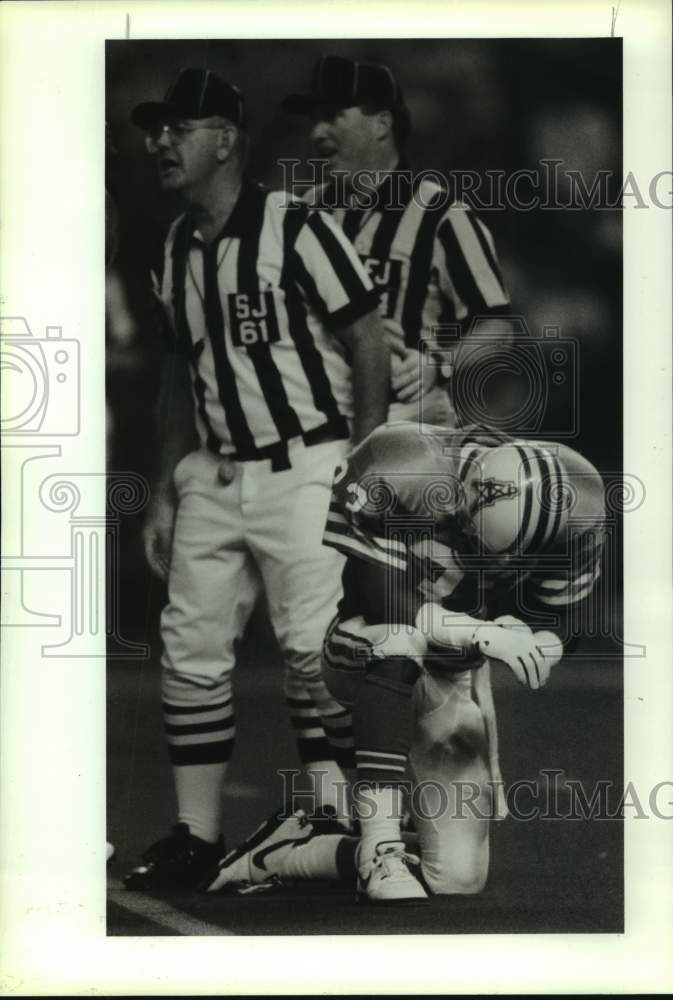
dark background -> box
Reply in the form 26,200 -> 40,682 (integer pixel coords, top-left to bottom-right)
106,39 -> 623,935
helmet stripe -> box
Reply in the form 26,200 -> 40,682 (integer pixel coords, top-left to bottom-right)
511,445 -> 535,552
474,442 -> 566,556
459,447 -> 480,480
460,447 -> 481,513
526,448 -> 553,553
545,453 -> 565,548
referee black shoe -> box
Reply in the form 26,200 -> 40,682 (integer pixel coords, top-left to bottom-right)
124,823 -> 224,891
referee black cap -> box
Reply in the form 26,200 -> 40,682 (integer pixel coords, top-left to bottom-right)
282,55 -> 405,115
132,67 -> 247,129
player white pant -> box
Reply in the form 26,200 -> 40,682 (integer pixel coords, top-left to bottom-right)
410,665 -> 505,894
323,615 -> 505,895
161,439 -> 350,760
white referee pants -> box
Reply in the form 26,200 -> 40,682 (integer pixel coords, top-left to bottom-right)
160,439 -> 350,761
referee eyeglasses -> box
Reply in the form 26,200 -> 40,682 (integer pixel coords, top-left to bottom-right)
143,119 -> 226,151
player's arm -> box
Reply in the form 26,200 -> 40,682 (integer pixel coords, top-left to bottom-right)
340,555 -> 428,631
449,524 -> 603,688
503,523 -> 605,660
336,309 -> 390,443
413,601 -> 562,690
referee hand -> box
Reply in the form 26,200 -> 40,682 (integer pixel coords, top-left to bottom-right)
391,348 -> 438,402
143,493 -> 177,581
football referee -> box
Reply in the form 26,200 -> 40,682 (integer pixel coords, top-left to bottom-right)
283,54 -> 512,427
124,67 -> 389,890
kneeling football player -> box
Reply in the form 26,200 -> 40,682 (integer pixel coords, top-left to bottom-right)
205,421 -> 605,904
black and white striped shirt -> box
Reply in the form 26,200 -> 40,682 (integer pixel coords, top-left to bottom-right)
307,167 -> 510,362
160,179 -> 379,456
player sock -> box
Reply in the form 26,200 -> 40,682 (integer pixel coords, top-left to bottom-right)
287,688 -> 332,764
352,656 -> 418,784
285,676 -> 353,821
174,762 -> 228,844
354,785 -> 405,865
348,658 -> 419,864
277,833 -> 347,880
304,759 -> 351,824
319,704 -> 355,771
286,686 -> 354,771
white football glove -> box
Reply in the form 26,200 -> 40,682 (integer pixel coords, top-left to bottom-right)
472,623 -> 562,689
493,615 -> 532,633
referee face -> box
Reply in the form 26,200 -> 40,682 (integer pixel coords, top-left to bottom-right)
148,119 -> 226,197
310,106 -> 383,179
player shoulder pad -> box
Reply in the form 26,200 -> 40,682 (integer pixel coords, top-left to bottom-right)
356,420 -> 447,469
334,421 -> 458,521
458,423 -> 514,450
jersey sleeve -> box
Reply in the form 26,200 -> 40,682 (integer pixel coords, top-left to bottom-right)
496,521 -> 605,648
322,444 -> 409,571
323,420 -> 460,574
335,520 -> 476,631
323,470 -> 409,571
292,209 -> 380,329
526,526 -> 604,610
434,203 -> 510,325
338,555 -> 429,627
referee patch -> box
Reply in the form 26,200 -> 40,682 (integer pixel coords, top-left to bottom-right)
228,290 -> 281,347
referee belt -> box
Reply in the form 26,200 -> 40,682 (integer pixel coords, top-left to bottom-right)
207,417 -> 350,472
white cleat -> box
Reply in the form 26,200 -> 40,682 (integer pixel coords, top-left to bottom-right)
356,841 -> 429,905
205,808 -> 313,892
106,841 -> 115,863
